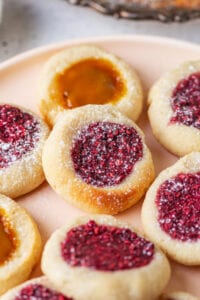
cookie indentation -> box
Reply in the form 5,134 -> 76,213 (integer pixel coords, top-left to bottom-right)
14,284 -> 72,300
0,104 -> 40,168
50,58 -> 126,109
0,209 -> 18,265
170,72 -> 200,129
156,173 -> 200,241
71,122 -> 143,187
61,220 -> 154,271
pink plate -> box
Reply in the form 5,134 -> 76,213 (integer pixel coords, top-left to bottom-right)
0,35 -> 200,297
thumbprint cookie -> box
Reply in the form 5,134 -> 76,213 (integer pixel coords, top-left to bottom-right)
42,215 -> 170,300
0,103 -> 49,198
42,105 -> 154,214
160,291 -> 200,300
0,194 -> 42,295
0,277 -> 73,300
148,61 -> 200,156
142,152 -> 200,265
39,44 -> 143,126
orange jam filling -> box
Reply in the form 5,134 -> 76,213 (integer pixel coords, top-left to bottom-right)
50,58 -> 126,109
0,210 -> 17,265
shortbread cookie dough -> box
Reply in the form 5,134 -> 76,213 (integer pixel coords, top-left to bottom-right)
0,194 -> 42,295
160,291 -> 200,300
39,44 -> 143,126
42,215 -> 170,300
148,61 -> 200,156
142,152 -> 200,265
42,105 -> 154,214
0,277 -> 73,300
0,103 -> 49,198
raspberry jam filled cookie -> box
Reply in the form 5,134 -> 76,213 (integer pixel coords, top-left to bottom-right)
0,194 -> 42,295
42,215 -> 170,300
39,45 -> 143,126
0,277 -> 73,300
42,105 -> 154,214
0,104 -> 49,198
142,152 -> 200,265
148,61 -> 200,156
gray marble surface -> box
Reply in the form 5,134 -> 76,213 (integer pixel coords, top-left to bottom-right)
0,0 -> 200,62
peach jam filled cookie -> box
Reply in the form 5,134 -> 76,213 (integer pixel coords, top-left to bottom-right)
42,105 -> 154,214
160,291 -> 200,300
39,44 -> 143,126
148,61 -> 200,156
142,152 -> 200,265
0,194 -> 42,295
0,103 -> 49,198
42,215 -> 170,300
0,277 -> 73,300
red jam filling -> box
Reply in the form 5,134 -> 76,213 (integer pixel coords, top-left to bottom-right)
61,220 -> 154,271
156,173 -> 200,241
0,104 -> 40,168
14,284 -> 72,300
71,122 -> 143,187
170,72 -> 200,129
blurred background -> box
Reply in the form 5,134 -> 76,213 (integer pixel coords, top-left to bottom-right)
1,0 -> 200,62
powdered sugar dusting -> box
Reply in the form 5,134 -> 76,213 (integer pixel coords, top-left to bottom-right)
156,173 -> 200,241
71,122 -> 143,187
170,72 -> 200,129
184,153 -> 200,171
0,104 -> 41,168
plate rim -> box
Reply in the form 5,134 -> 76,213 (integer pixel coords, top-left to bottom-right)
1,35 -> 200,70
0,33 -> 200,295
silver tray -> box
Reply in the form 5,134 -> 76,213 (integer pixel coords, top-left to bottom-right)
67,0 -> 200,22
